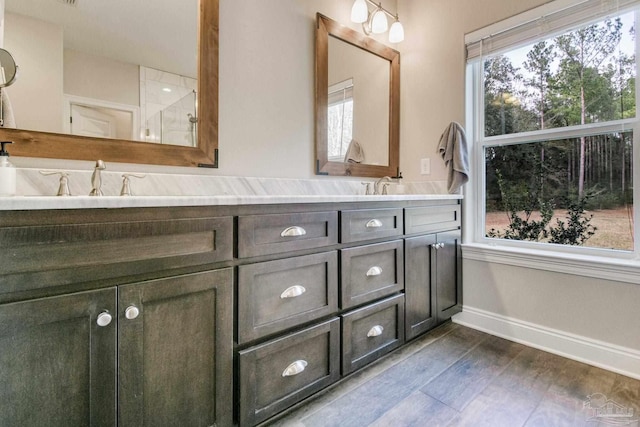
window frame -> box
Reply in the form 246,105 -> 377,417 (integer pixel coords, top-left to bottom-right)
464,2 -> 640,282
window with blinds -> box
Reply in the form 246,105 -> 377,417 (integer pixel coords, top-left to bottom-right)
327,78 -> 354,162
466,0 -> 638,253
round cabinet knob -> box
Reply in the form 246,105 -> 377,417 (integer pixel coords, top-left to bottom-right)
96,311 -> 113,327
125,305 -> 140,320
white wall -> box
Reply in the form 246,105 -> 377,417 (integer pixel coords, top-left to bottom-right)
4,12 -> 63,133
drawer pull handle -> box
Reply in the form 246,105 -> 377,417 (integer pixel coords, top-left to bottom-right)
281,226 -> 307,237
366,266 -> 383,277
365,219 -> 383,228
367,325 -> 384,337
280,285 -> 307,299
282,360 -> 307,377
96,311 -> 113,327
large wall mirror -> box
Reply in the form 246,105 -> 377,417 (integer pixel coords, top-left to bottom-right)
315,13 -> 399,178
0,0 -> 218,167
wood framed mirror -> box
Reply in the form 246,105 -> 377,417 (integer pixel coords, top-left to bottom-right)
1,0 -> 218,168
315,13 -> 399,178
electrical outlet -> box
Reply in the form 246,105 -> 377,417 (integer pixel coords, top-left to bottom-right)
420,158 -> 430,175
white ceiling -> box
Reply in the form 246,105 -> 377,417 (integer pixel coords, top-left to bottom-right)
5,0 -> 198,78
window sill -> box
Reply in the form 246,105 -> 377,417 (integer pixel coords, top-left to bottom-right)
462,243 -> 640,285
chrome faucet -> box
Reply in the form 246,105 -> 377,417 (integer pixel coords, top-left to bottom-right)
89,160 -> 106,196
374,176 -> 392,195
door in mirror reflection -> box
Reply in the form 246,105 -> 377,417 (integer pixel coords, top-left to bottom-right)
328,35 -> 389,167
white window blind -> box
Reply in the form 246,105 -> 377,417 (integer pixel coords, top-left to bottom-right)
466,0 -> 640,61
328,78 -> 354,106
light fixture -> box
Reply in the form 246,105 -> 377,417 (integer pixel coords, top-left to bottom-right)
162,87 -> 172,93
350,0 -> 404,43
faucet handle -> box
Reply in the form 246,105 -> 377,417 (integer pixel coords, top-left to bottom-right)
381,183 -> 390,195
361,182 -> 372,195
40,170 -> 71,196
120,173 -> 146,196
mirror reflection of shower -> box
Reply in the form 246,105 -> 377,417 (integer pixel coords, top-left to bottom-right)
187,93 -> 198,147
145,90 -> 197,147
140,66 -> 198,147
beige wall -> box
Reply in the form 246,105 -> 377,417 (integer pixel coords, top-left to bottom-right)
217,0 -> 397,178
463,260 -> 640,351
5,12 -> 63,133
398,0 -> 550,182
0,0 -> 5,47
64,49 -> 139,107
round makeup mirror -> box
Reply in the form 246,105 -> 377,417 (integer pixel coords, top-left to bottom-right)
0,49 -> 18,88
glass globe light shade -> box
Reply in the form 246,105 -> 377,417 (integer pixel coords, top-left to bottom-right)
371,9 -> 388,34
388,20 -> 404,43
350,0 -> 368,24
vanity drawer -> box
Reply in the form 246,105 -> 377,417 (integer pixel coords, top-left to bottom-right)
404,204 -> 461,235
340,240 -> 404,309
0,215 -> 233,294
238,211 -> 338,258
342,294 -> 405,375
340,208 -> 403,243
238,318 -> 341,426
237,251 -> 338,344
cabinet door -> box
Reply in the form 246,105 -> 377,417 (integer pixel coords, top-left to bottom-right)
435,230 -> 462,321
0,288 -> 117,427
118,268 -> 233,427
404,234 -> 437,340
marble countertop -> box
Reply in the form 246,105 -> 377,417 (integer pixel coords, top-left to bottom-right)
0,194 -> 462,210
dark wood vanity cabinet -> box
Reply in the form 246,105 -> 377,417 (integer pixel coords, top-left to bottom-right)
118,269 -> 233,427
404,209 -> 462,342
0,208 -> 234,427
0,198 -> 461,427
0,288 -> 117,427
0,270 -> 233,427
433,230 -> 463,321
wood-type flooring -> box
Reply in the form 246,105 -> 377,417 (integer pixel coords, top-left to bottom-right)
270,322 -> 640,427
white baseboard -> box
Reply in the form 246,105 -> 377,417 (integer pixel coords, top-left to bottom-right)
453,306 -> 640,380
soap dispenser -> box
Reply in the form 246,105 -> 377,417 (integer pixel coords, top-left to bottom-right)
0,141 -> 16,196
